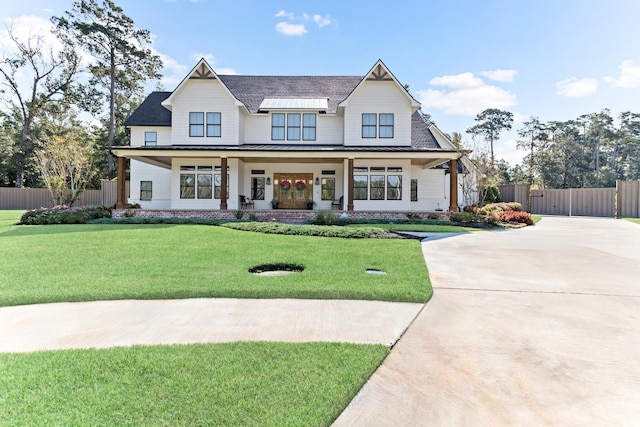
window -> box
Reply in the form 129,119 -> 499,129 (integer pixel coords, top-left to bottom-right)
370,175 -> 385,200
303,114 -> 316,140
214,174 -> 230,199
379,114 -> 394,138
144,132 -> 157,146
180,166 -> 213,199
287,113 -> 301,140
362,114 -> 377,138
206,112 -> 221,137
387,175 -> 402,200
251,177 -> 265,200
140,181 -> 152,201
362,114 -> 394,138
354,176 -> 368,200
271,113 -> 285,140
321,177 -> 335,200
411,179 -> 418,201
189,112 -> 204,137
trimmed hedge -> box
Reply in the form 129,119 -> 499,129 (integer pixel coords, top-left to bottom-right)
20,206 -> 112,225
89,217 -> 235,225
497,210 -> 534,225
222,222 -> 386,238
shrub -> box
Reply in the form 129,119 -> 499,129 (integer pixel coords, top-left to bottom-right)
234,210 -> 245,220
222,221 -> 385,238
405,212 -> 421,220
20,205 -> 112,225
497,210 -> 533,225
449,212 -> 481,223
312,211 -> 337,225
248,213 -> 258,221
427,213 -> 439,220
88,217 -> 233,225
477,202 -> 522,215
483,185 -> 501,203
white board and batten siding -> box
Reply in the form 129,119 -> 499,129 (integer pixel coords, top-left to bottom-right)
343,81 -> 413,147
170,79 -> 239,146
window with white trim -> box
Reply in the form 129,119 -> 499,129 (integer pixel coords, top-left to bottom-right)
144,132 -> 157,146
353,166 -> 402,201
140,181 -> 152,200
180,166 -> 213,199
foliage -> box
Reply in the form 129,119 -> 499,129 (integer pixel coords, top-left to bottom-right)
0,214 -> 432,305
222,221 -> 385,238
476,202 -> 522,215
0,342 -> 388,426
312,211 -> 339,225
19,205 -> 111,225
234,209 -> 245,219
497,210 -> 534,225
482,185 -> 502,203
90,217 -> 231,225
449,212 -> 482,223
53,0 -> 163,177
466,108 -> 514,167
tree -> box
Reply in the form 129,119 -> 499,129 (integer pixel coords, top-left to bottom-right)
466,108 -> 514,168
516,116 -> 547,185
53,0 -> 162,177
0,26 -> 81,187
34,122 -> 96,206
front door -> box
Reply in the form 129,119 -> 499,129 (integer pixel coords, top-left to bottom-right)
274,173 -> 313,209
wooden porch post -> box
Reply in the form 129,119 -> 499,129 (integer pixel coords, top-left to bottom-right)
347,158 -> 354,212
220,157 -> 228,210
449,158 -> 458,212
116,156 -> 126,209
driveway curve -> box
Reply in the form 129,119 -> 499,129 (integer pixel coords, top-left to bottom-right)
334,217 -> 640,426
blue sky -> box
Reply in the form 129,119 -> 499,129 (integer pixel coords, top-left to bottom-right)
2,0 -> 640,165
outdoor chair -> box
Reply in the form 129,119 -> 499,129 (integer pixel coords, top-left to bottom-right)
331,196 -> 343,210
239,195 -> 254,209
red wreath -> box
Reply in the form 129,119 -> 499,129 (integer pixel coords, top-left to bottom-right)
281,180 -> 291,190
295,180 -> 306,190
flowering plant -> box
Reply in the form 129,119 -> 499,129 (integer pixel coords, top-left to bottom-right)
295,180 -> 306,190
281,180 -> 291,190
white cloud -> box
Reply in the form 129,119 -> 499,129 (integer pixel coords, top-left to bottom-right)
604,60 -> 640,88
313,14 -> 331,27
418,72 -> 517,116
0,15 -> 61,52
512,112 -> 526,124
430,72 -> 483,89
479,69 -> 517,83
275,22 -> 307,36
556,77 -> 598,97
275,10 -> 294,20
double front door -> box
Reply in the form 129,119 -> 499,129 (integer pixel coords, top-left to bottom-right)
274,173 -> 313,209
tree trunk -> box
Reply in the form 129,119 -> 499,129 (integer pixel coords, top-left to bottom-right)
107,48 -> 116,178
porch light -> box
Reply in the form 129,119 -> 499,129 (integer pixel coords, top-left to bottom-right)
315,177 -> 319,185
266,177 -> 271,185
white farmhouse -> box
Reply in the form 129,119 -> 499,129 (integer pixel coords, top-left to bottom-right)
112,59 -> 470,215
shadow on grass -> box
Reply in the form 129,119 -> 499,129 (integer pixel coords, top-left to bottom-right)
0,223 -> 180,238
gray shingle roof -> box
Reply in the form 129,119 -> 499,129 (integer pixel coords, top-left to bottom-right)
124,78 -> 442,150
218,75 -> 362,114
123,92 -> 171,126
131,144 -> 454,153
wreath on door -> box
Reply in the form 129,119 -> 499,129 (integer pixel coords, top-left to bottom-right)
281,180 -> 291,190
295,180 -> 306,190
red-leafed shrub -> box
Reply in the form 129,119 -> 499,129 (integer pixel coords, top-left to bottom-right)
497,210 -> 533,225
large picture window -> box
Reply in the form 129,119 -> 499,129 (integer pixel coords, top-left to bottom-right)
206,112 -> 221,137
354,176 -> 368,200
387,175 -> 402,200
214,174 -> 230,199
370,175 -> 385,200
180,166 -> 214,199
189,112 -> 204,137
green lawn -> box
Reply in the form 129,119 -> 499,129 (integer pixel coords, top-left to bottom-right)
348,223 -> 478,233
0,210 -> 431,306
0,342 -> 389,426
624,218 -> 640,224
532,215 -> 542,224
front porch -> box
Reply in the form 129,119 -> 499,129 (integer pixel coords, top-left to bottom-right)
111,208 -> 452,224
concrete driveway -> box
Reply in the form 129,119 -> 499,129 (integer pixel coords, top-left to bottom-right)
334,217 -> 640,426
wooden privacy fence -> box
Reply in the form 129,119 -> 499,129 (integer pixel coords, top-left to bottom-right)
0,180 -> 129,210
497,180 -> 640,218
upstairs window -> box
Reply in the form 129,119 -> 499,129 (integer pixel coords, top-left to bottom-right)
206,112 -> 221,137
362,113 -> 394,139
272,113 -> 317,141
144,132 -> 157,146
189,112 -> 204,137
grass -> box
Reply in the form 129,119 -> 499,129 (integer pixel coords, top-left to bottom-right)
347,222 -> 478,233
532,215 -> 542,224
623,218 -> 640,224
0,211 -> 431,306
0,342 -> 389,426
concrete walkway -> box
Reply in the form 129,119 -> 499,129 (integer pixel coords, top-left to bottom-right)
334,216 -> 640,426
0,299 -> 423,353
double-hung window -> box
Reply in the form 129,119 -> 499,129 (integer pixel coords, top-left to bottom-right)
362,114 -> 377,138
272,113 -> 317,141
379,114 -> 394,138
189,112 -> 204,137
206,112 -> 221,137
271,113 -> 285,140
144,132 -> 157,146
411,179 -> 418,201
287,114 -> 301,140
140,181 -> 152,201
303,114 -> 316,140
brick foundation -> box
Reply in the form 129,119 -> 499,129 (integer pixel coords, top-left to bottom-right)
112,209 -> 451,223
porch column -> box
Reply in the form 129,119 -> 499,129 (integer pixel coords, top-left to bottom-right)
449,158 -> 459,212
116,156 -> 126,209
347,158 -> 354,211
220,157 -> 228,210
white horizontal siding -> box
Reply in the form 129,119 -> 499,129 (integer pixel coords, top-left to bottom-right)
243,114 -> 343,145
129,160 -> 172,209
410,165 -> 449,211
129,127 -> 171,147
343,81 -> 412,147
171,79 -> 239,145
